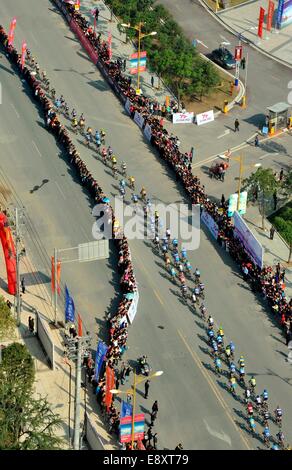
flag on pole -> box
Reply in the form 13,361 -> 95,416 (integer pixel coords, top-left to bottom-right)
130,51 -> 147,74
51,256 -> 61,295
94,340 -> 108,381
8,17 -> 17,46
21,41 -> 27,70
105,365 -> 115,411
77,313 -> 83,337
65,285 -> 75,323
108,32 -> 112,60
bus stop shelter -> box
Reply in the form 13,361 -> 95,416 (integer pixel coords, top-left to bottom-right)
266,102 -> 290,135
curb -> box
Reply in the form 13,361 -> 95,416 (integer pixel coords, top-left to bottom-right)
198,0 -> 292,70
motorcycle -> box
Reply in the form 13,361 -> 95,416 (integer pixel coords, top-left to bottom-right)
138,356 -> 152,376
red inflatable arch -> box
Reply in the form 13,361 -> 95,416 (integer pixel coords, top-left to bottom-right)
0,212 -> 17,295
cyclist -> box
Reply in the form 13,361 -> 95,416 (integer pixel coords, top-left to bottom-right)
64,103 -> 70,118
191,292 -> 197,308
119,184 -> 125,198
173,252 -> 180,267
238,355 -> 245,368
229,376 -> 236,395
55,97 -> 61,110
238,365 -> 245,383
71,117 -> 78,134
193,285 -> 200,298
178,271 -> 186,285
211,339 -> 218,357
229,362 -> 236,378
207,328 -> 214,342
263,409 -> 269,427
100,128 -> 106,144
271,444 -> 279,450
131,193 -> 139,212
249,416 -> 256,435
71,108 -> 77,119
170,266 -> 177,282
78,115 -> 85,134
229,341 -> 235,359
85,127 -> 92,147
262,389 -> 269,403
181,247 -> 187,261
247,402 -> 254,417
166,228 -> 171,240
95,130 -> 101,150
107,145 -> 113,157
194,268 -> 200,282
101,147 -> 107,163
121,161 -> 127,176
274,406 -> 283,426
255,395 -> 262,411
172,238 -> 178,251
200,303 -> 207,320
207,315 -> 214,328
225,344 -> 231,363
263,426 -> 270,447
129,176 -> 135,191
249,376 -> 256,393
244,388 -> 251,404
140,187 -> 147,203
214,357 -> 222,375
181,283 -> 188,299
178,263 -> 184,274
216,334 -> 223,352
60,95 -> 65,107
217,326 -> 224,339
185,260 -> 192,275
51,88 -> 56,100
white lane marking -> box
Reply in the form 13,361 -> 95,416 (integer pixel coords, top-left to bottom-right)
259,152 -> 279,160
204,419 -> 232,446
197,39 -> 209,49
11,103 -> 20,118
220,35 -> 229,43
55,181 -> 66,200
217,129 -> 230,139
32,140 -> 42,157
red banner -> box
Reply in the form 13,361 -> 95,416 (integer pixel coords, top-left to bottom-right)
77,313 -> 83,337
267,1 -> 274,31
51,256 -> 61,295
258,7 -> 265,38
8,17 -> 17,46
21,41 -> 27,70
69,18 -> 99,63
234,45 -> 243,61
105,365 -> 115,412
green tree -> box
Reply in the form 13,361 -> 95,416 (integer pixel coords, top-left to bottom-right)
0,295 -> 16,341
243,168 -> 280,230
282,169 -> 292,195
273,216 -> 292,263
0,343 -> 63,450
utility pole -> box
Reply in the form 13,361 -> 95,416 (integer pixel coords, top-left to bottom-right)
64,333 -> 92,450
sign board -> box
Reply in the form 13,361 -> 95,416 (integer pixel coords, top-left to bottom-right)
238,191 -> 247,215
201,209 -> 219,239
134,111 -> 145,129
196,110 -> 214,126
127,290 -> 139,324
234,45 -> 243,61
144,123 -> 152,142
233,211 -> 264,268
125,98 -> 132,115
172,112 -> 194,124
227,193 -> 238,217
276,0 -> 285,27
258,7 -> 265,38
120,413 -> 145,443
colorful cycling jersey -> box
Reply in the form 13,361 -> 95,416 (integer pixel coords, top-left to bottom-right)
276,408 -> 282,416
239,367 -> 245,374
174,254 -> 180,263
217,335 -> 223,344
263,428 -> 270,437
208,329 -> 214,338
132,194 -> 138,202
181,249 -> 187,258
215,358 -> 221,367
230,363 -> 236,372
173,239 -> 178,247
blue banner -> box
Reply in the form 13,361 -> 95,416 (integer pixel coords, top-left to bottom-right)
121,400 -> 133,418
94,340 -> 108,381
277,0 -> 285,27
65,285 -> 75,323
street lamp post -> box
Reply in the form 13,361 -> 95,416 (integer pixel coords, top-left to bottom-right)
111,370 -> 163,449
121,23 -> 157,95
231,155 -> 261,210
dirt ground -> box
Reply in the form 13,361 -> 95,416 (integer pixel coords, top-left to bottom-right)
183,70 -> 238,114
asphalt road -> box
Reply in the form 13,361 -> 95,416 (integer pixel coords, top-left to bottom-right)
1,0 -> 292,450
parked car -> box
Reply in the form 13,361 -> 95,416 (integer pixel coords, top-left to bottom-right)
211,47 -> 236,69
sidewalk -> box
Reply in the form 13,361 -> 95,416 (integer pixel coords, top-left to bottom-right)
243,203 -> 292,298
217,0 -> 292,67
0,248 -> 117,450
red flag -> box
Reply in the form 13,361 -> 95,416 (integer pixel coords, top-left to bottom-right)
77,313 -> 83,337
21,41 -> 27,70
267,1 -> 274,31
105,366 -> 115,411
51,256 -> 61,295
258,7 -> 265,38
8,17 -> 17,46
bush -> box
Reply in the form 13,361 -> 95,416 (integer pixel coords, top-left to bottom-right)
0,295 -> 16,341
